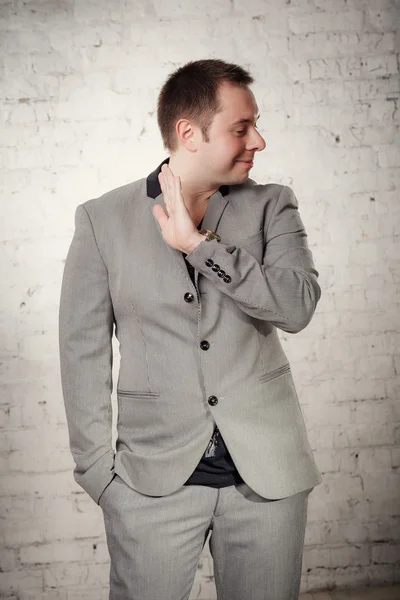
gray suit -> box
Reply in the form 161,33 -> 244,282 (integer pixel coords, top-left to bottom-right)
59,158 -> 322,509
59,158 -> 323,599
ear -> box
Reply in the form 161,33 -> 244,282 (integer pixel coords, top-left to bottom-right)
175,118 -> 199,152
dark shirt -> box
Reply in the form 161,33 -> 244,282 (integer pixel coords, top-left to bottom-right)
181,222 -> 243,488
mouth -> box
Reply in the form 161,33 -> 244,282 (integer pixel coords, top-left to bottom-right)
236,160 -> 254,167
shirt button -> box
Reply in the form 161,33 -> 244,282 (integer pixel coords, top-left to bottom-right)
205,259 -> 214,267
184,292 -> 195,303
217,270 -> 226,278
200,340 -> 210,351
223,275 -> 231,283
212,264 -> 220,272
208,396 -> 218,406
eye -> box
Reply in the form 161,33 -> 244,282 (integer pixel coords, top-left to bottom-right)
235,130 -> 246,136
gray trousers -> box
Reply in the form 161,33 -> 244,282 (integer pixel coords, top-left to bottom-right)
99,474 -> 312,600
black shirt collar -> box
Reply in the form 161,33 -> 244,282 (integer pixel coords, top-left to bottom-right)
146,157 -> 230,199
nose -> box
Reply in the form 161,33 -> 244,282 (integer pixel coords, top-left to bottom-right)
246,127 -> 266,152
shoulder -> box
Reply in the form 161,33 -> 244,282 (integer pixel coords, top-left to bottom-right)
229,178 -> 295,208
81,178 -> 146,219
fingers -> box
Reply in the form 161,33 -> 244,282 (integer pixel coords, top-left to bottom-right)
163,164 -> 176,203
158,164 -> 181,215
157,173 -> 168,216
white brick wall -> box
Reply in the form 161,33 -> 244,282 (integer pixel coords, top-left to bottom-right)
0,0 -> 399,598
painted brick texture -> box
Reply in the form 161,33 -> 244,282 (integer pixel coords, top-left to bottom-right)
0,0 -> 399,598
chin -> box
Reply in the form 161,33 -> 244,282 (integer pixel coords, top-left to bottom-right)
215,168 -> 249,187
231,172 -> 249,185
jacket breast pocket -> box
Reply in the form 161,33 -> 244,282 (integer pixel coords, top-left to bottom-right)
116,390 -> 160,398
259,363 -> 291,384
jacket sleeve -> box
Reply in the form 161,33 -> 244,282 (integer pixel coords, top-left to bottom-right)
59,204 -> 115,504
186,185 -> 321,333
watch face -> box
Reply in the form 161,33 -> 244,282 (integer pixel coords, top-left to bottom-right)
209,231 -> 221,242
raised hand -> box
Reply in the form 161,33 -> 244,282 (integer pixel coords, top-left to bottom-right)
152,163 -> 203,253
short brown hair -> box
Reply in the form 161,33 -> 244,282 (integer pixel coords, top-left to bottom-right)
157,59 -> 254,152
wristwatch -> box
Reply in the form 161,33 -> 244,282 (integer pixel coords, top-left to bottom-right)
198,229 -> 221,242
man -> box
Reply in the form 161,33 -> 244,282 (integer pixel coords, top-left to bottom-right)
59,59 -> 322,600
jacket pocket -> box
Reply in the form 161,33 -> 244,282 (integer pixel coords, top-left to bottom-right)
116,390 -> 160,398
259,363 -> 291,384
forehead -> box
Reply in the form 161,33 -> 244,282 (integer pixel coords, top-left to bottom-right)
215,83 -> 259,122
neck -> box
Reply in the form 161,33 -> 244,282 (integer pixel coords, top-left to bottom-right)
167,154 -> 219,215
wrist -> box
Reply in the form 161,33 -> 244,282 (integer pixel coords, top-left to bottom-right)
182,232 -> 204,254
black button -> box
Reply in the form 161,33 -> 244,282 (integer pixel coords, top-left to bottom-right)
212,264 -> 220,272
205,259 -> 214,267
223,275 -> 231,283
184,292 -> 195,303
208,396 -> 218,406
217,270 -> 225,278
200,340 -> 210,351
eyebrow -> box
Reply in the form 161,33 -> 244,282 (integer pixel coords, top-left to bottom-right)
231,114 -> 260,126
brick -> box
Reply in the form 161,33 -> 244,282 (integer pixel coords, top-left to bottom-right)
65,591 -> 107,600
372,543 -> 400,564
357,448 -> 393,473
0,568 -> 43,594
377,146 -> 400,169
7,447 -> 73,474
289,31 -> 396,58
314,448 -> 359,474
20,539 -> 108,565
302,402 -> 352,427
43,562 -> 109,588
288,11 -> 364,34
306,544 -> 370,569
155,0 -> 233,19
308,55 -> 398,81
307,475 -> 364,521
350,400 -> 393,425
391,447 -> 400,468
20,592 -> 67,600
304,567 -> 335,591
0,547 -> 18,572
353,355 -> 395,380
363,474 -> 400,517
367,517 -> 400,544
0,471 -> 76,498
365,7 -> 400,33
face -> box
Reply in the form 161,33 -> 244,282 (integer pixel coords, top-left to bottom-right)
196,82 -> 266,186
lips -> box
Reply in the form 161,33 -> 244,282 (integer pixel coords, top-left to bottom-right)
236,160 -> 254,166
236,158 -> 254,164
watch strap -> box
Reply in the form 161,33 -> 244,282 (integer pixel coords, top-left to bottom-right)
198,229 -> 221,242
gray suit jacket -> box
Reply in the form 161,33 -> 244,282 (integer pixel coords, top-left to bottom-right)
59,158 -> 322,504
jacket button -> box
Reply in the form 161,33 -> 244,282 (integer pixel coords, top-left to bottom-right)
200,340 -> 210,351
205,259 -> 214,267
184,292 -> 195,303
217,270 -> 225,278
208,396 -> 218,406
223,275 -> 231,283
212,264 -> 220,272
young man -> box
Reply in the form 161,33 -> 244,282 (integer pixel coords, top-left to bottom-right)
59,59 -> 322,600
